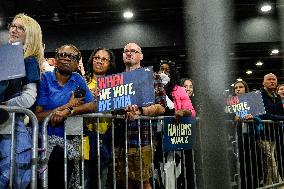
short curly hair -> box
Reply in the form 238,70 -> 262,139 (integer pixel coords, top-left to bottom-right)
55,44 -> 81,61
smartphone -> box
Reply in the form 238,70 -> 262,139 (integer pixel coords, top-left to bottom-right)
74,86 -> 86,98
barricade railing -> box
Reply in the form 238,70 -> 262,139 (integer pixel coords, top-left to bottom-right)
0,105 -> 39,189
227,119 -> 284,189
40,113 -> 198,189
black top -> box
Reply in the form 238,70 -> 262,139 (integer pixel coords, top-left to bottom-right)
259,87 -> 284,121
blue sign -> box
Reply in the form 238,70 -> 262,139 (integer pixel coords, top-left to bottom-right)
97,66 -> 155,112
0,43 -> 25,81
162,116 -> 196,152
225,91 -> 266,119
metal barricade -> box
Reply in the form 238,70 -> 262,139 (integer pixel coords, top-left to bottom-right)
0,105 -> 39,189
40,113 -> 198,189
228,120 -> 284,189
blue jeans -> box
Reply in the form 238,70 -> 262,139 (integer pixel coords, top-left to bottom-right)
0,80 -> 9,103
0,119 -> 32,189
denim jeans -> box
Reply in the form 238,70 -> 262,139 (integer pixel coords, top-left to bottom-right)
0,119 -> 32,189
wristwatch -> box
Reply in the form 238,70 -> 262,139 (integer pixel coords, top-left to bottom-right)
67,107 -> 75,115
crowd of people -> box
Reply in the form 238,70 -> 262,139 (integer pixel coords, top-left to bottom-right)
1,13 -> 284,189
0,13 -> 196,189
232,74 -> 284,188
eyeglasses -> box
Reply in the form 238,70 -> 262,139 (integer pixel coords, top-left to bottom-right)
8,23 -> 25,33
56,52 -> 80,62
123,49 -> 141,54
93,56 -> 110,63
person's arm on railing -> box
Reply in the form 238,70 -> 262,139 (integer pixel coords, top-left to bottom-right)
35,94 -> 96,125
171,85 -> 196,123
124,72 -> 166,120
174,109 -> 191,123
35,92 -> 84,122
141,104 -> 165,116
235,114 -> 253,122
259,113 -> 284,121
124,104 -> 165,121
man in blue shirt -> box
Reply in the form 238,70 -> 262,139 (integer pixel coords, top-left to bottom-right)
35,44 -> 96,188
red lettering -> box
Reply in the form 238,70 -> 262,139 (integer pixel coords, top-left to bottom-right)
115,75 -> 123,85
227,96 -> 239,105
98,74 -> 124,89
98,77 -> 106,89
106,76 -> 113,88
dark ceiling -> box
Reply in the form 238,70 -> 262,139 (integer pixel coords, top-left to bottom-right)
0,0 -> 283,91
0,0 -> 184,27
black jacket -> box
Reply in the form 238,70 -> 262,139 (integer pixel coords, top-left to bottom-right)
259,87 -> 284,121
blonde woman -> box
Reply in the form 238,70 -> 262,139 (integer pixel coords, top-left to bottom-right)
0,13 -> 44,188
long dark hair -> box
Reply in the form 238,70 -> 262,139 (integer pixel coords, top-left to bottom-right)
161,61 -> 181,100
85,47 -> 116,83
233,80 -> 250,96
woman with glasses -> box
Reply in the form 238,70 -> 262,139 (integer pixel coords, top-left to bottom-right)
83,47 -> 116,189
35,44 -> 97,188
0,13 -> 44,188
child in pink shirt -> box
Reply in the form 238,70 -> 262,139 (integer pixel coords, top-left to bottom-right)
172,85 -> 196,118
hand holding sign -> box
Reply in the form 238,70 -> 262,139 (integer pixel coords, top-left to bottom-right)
97,67 -> 155,112
226,91 -> 266,119
125,104 -> 141,121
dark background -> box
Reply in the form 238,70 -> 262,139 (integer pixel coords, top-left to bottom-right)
0,0 -> 282,91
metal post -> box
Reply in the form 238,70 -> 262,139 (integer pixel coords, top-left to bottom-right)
8,113 -> 16,188
97,117 -> 101,189
112,118 -> 116,189
137,118 -> 143,189
125,119 -> 129,189
184,0 -> 233,188
81,120 -> 84,189
28,109 -> 39,189
41,114 -> 51,189
149,119 -> 156,189
161,119 -> 166,188
64,129 -> 67,189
